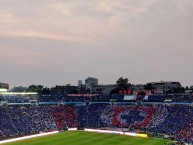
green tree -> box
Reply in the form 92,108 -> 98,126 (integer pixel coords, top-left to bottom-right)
26,85 -> 44,93
185,86 -> 189,90
26,85 -> 37,92
66,85 -> 78,94
116,77 -> 130,89
42,87 -> 50,94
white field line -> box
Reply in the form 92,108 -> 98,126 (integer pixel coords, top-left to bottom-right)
84,129 -> 137,137
0,128 -> 139,144
68,128 -> 77,131
0,131 -> 59,144
0,128 -> 78,144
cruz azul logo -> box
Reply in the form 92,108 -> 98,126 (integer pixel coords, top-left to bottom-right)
112,106 -> 156,128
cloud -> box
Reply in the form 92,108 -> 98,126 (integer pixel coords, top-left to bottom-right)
170,0 -> 193,15
132,0 -> 157,15
0,29 -> 95,44
0,0 -> 193,87
0,45 -> 58,67
47,2 -> 73,16
86,0 -> 157,16
0,1 -> 158,46
0,10 -> 15,24
87,0 -> 117,13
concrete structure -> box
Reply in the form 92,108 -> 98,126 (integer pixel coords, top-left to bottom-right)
85,77 -> 98,93
131,84 -> 145,91
78,80 -> 83,88
92,84 -> 117,95
0,82 -> 9,89
150,81 -> 182,92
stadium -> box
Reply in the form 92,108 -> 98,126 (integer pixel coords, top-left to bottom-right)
1,0 -> 193,144
0,88 -> 193,145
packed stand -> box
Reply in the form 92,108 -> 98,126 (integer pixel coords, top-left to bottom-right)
0,105 -> 57,139
91,95 -> 110,102
165,94 -> 193,103
64,95 -> 85,102
0,103 -> 193,144
38,95 -> 58,102
4,96 -> 29,103
76,103 -> 193,144
0,95 -> 5,101
174,120 -> 193,144
146,105 -> 193,135
0,105 -> 77,139
50,105 -> 77,130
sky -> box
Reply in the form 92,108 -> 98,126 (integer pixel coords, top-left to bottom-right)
0,0 -> 193,88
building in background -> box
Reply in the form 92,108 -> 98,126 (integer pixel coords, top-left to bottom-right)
92,84 -> 117,95
85,77 -> 98,93
78,80 -> 83,88
131,84 -> 145,91
0,82 -> 9,90
150,81 -> 182,92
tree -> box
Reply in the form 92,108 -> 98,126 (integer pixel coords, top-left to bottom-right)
26,85 -> 37,92
144,83 -> 155,90
66,85 -> 78,94
37,85 -> 43,92
26,85 -> 44,94
116,77 -> 131,89
42,87 -> 50,94
185,86 -> 189,90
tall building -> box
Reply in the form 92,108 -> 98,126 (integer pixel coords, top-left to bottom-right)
85,77 -> 98,93
78,80 -> 83,88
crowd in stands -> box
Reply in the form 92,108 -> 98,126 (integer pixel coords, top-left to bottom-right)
165,94 -> 193,103
38,95 -> 58,102
64,95 -> 85,102
0,95 -> 5,101
91,95 -> 110,102
174,121 -> 193,144
4,96 -> 29,103
50,105 -> 77,129
0,93 -> 193,103
76,103 -> 193,144
1,94 -> 193,144
0,105 -> 76,139
147,105 -> 193,136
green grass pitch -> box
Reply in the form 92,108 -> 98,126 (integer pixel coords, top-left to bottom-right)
3,131 -> 170,145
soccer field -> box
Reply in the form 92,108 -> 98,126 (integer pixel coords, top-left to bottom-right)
2,131 -> 170,145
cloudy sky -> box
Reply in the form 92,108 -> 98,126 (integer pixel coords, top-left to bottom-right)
0,0 -> 193,88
